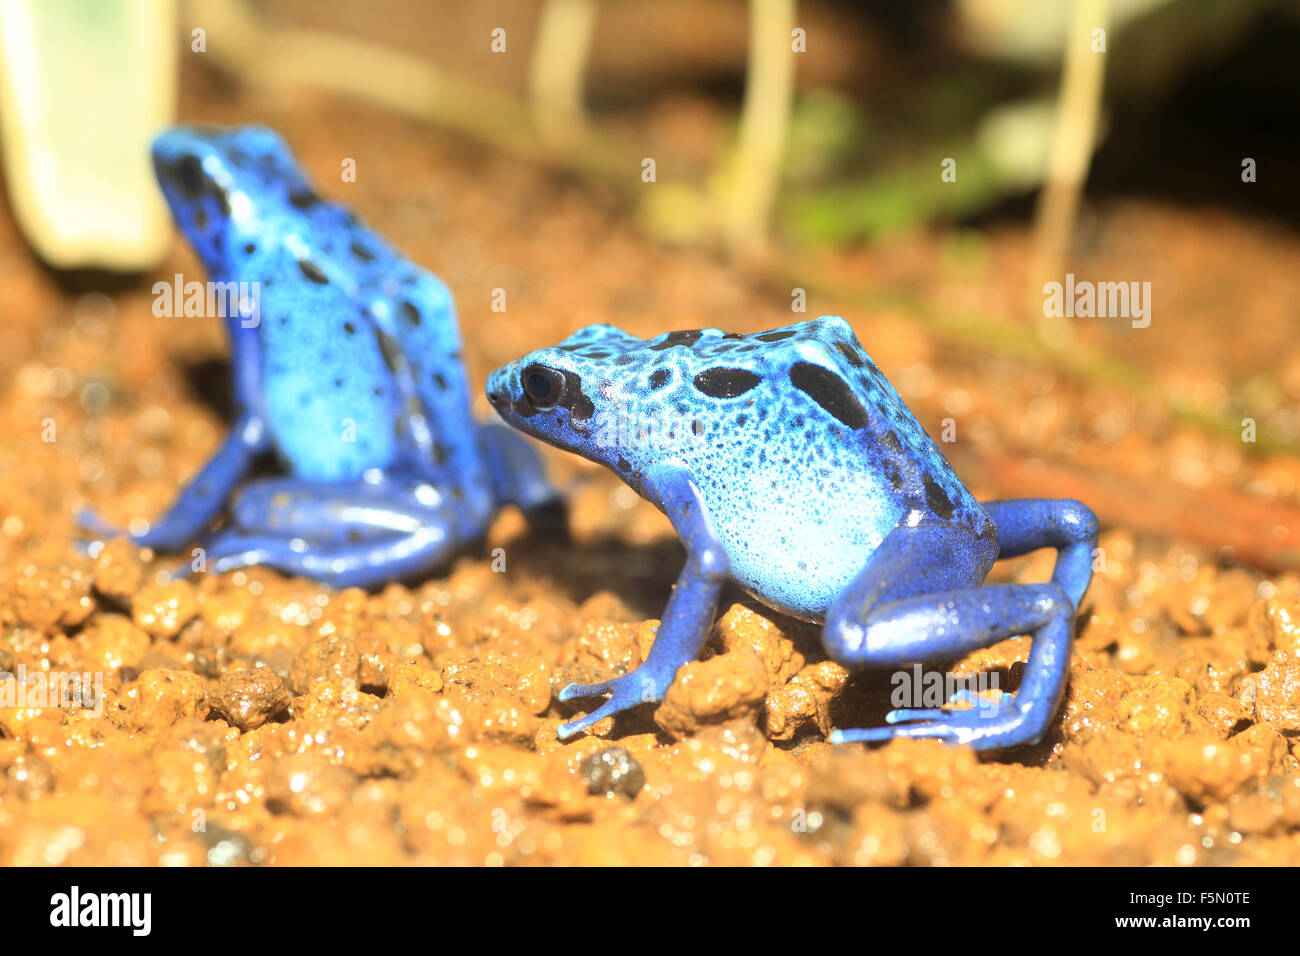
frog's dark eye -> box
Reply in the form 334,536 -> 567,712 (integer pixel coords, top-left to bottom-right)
521,363 -> 566,409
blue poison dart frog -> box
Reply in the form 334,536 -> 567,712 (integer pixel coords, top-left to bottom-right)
80,126 -> 561,587
487,317 -> 1098,750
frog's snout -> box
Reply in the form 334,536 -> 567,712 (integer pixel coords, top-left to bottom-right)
485,365 -> 518,416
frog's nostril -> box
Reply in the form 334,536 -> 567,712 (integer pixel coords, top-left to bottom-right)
487,391 -> 505,407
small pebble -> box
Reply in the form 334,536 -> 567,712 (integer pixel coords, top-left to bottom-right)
578,746 -> 645,799
91,538 -> 144,601
209,668 -> 290,731
132,580 -> 198,639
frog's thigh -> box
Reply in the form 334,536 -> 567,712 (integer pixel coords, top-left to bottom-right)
828,520 -> 994,621
822,518 -> 1058,668
201,524 -> 457,590
229,477 -> 455,543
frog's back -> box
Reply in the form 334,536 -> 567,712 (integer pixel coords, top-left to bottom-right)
253,223 -> 469,483
674,317 -> 992,619
183,127 -> 481,489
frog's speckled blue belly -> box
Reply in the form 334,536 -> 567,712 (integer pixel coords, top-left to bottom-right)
690,424 -> 904,620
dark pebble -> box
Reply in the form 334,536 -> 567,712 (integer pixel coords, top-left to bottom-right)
578,746 -> 645,799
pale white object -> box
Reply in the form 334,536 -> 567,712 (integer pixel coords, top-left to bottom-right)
958,0 -> 1168,63
0,0 -> 177,270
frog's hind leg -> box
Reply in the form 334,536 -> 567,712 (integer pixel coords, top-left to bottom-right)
979,498 -> 1098,609
227,477 -> 453,544
198,525 -> 456,589
192,476 -> 471,589
824,504 -> 1096,751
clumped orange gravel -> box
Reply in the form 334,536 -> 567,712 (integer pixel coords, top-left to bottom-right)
0,86 -> 1297,866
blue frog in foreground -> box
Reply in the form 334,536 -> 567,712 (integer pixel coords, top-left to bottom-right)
82,126 -> 559,586
488,317 -> 1098,749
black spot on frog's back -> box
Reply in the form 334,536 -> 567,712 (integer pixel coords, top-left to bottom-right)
835,341 -> 865,368
173,155 -> 205,198
288,187 -> 320,210
650,330 -> 703,351
649,369 -> 670,390
923,474 -> 954,520
298,259 -> 329,284
693,367 -> 761,399
375,328 -> 404,373
789,361 -> 870,430
886,462 -> 904,492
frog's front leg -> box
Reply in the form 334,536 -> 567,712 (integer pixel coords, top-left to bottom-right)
476,422 -> 566,528
80,326 -> 270,552
557,463 -> 729,738
80,414 -> 271,551
193,473 -> 474,589
825,498 -> 1097,751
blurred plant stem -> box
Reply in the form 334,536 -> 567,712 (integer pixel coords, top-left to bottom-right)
198,0 -> 798,258
528,0 -> 599,148
1028,0 -> 1109,334
191,0 -> 643,185
718,0 -> 797,262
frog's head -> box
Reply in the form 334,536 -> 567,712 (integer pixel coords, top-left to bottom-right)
488,317 -> 872,491
151,125 -> 311,272
486,324 -> 636,465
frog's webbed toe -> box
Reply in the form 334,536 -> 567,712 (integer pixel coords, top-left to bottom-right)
831,694 -> 1029,749
556,672 -> 662,739
76,506 -> 122,540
